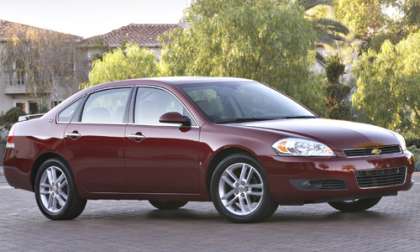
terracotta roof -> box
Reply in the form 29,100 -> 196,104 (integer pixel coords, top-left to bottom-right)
0,19 -> 81,42
79,23 -> 180,48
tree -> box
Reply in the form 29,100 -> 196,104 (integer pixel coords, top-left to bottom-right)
335,0 -> 385,39
353,31 -> 420,137
0,29 -> 79,105
85,43 -> 159,87
299,0 -> 350,64
160,0 -> 327,114
324,55 -> 351,119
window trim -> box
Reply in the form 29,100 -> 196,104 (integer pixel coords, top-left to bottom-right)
56,96 -> 86,124
60,87 -> 134,126
131,85 -> 199,127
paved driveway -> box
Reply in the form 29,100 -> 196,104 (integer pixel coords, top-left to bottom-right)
0,174 -> 419,252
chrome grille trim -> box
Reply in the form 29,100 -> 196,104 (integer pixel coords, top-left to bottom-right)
344,145 -> 401,157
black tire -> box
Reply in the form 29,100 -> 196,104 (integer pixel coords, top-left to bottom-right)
34,158 -> 86,220
328,197 -> 382,212
210,154 -> 278,223
149,200 -> 188,210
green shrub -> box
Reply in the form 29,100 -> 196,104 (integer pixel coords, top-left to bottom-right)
0,107 -> 25,129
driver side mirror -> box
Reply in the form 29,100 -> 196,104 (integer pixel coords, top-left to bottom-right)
159,112 -> 191,126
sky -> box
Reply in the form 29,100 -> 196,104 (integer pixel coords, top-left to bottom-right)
0,0 -> 191,38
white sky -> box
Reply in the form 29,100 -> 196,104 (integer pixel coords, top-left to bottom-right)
0,0 -> 191,38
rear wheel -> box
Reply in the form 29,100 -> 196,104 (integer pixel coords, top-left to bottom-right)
149,200 -> 188,210
210,154 -> 278,223
34,159 -> 86,220
328,197 -> 382,212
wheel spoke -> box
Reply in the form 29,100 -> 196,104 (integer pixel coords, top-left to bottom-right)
238,196 -> 247,213
248,191 -> 263,196
249,183 -> 263,189
46,169 -> 54,184
246,168 -> 254,183
221,189 -> 235,200
244,194 -> 252,210
226,195 -> 239,207
225,169 -> 238,183
59,180 -> 68,189
47,194 -> 54,209
55,194 -> 66,207
56,174 -> 66,184
221,175 -> 235,188
239,164 -> 248,181
59,192 -> 68,201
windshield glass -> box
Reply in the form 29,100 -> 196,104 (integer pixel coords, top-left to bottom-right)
180,81 -> 315,123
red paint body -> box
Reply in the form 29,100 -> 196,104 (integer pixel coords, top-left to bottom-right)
3,78 -> 415,204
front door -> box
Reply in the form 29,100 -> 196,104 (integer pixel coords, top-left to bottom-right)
124,87 -> 204,194
63,87 -> 132,193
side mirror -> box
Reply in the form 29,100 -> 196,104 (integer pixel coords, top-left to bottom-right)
159,112 -> 191,126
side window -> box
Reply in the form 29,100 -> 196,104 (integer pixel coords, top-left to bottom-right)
57,99 -> 83,123
81,88 -> 131,124
135,87 -> 192,125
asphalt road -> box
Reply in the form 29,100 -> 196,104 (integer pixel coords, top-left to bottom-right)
0,174 -> 419,252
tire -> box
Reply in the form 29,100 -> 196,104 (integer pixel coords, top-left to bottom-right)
149,200 -> 188,210
34,158 -> 86,220
328,197 -> 382,212
210,154 -> 278,223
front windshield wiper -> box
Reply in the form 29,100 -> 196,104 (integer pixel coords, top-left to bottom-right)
279,115 -> 318,119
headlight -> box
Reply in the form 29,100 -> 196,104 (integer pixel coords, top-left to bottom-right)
272,138 -> 335,157
394,132 -> 407,151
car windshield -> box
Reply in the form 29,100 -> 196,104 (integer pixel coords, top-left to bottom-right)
180,81 -> 315,123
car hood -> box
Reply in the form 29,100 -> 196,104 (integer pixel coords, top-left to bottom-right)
234,118 -> 398,150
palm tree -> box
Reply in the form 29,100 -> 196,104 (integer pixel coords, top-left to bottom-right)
298,0 -> 349,65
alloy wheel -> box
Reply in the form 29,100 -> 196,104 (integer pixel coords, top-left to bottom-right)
218,162 -> 264,216
39,166 -> 69,214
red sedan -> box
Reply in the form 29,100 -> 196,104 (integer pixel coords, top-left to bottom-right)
3,77 -> 415,222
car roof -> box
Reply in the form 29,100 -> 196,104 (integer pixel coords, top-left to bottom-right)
91,76 -> 253,90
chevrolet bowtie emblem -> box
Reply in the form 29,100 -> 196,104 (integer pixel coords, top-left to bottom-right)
371,148 -> 382,155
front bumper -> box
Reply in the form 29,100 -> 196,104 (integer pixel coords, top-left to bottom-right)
262,152 -> 415,204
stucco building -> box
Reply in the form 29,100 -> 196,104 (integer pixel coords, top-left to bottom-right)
0,20 -> 179,115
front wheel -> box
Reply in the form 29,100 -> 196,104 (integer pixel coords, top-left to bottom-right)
328,197 -> 382,212
210,154 -> 278,223
34,159 -> 86,220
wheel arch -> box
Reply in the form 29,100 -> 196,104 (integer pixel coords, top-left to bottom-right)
205,146 -> 259,198
31,152 -> 71,190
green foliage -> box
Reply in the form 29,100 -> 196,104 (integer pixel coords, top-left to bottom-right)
353,31 -> 420,138
335,0 -> 385,38
86,43 -> 158,87
0,107 -> 25,128
161,0 -> 326,112
324,55 -> 351,119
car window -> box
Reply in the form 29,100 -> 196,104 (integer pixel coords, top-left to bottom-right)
135,87 -> 193,125
81,88 -> 131,124
57,98 -> 83,123
182,81 -> 314,123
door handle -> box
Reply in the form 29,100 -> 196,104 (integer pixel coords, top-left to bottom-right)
127,132 -> 145,141
65,131 -> 81,140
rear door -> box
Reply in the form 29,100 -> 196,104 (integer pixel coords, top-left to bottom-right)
62,87 -> 133,193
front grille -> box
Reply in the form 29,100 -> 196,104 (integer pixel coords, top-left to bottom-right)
344,145 -> 401,157
356,167 -> 406,188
